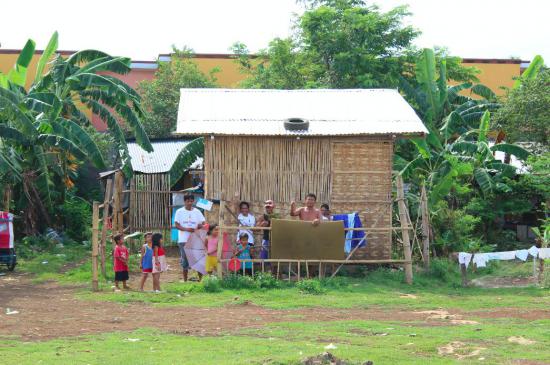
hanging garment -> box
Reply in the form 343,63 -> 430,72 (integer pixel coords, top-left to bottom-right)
332,213 -> 366,254
539,248 -> 550,259
515,249 -> 529,261
492,251 -> 517,260
458,252 -> 473,268
473,253 -> 488,268
528,245 -> 539,258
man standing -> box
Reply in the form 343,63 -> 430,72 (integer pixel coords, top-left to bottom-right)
290,193 -> 322,226
174,194 -> 205,282
257,200 -> 279,259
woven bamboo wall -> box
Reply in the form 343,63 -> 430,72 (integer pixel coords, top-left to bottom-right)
204,136 -> 394,260
129,173 -> 172,231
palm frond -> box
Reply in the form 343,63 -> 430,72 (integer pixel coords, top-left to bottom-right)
169,138 -> 204,186
490,143 -> 531,160
35,32 -> 59,82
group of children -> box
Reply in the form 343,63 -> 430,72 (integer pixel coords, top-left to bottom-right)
112,192 -> 332,288
112,232 -> 167,292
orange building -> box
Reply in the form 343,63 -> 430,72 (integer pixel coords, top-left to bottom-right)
0,49 -> 528,131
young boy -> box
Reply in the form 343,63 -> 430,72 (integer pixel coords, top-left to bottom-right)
290,193 -> 322,226
113,233 -> 130,290
235,233 -> 253,275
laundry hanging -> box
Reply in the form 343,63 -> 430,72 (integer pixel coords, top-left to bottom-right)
332,213 -> 366,254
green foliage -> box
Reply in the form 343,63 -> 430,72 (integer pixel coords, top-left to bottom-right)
202,275 -> 222,293
254,272 -> 280,289
233,0 -> 418,89
431,201 -> 481,253
296,279 -> 325,294
169,137 -> 204,186
0,32 -> 151,235
496,67 -> 549,145
139,47 -> 217,138
220,273 -> 258,289
56,194 -> 91,242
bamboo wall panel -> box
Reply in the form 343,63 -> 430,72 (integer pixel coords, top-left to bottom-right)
331,140 -> 393,259
129,173 -> 172,231
204,136 -> 394,260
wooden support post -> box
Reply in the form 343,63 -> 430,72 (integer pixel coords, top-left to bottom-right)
277,262 -> 280,279
297,261 -> 301,281
3,186 -> 11,211
396,175 -> 413,284
420,185 -> 430,268
116,171 -> 124,233
305,260 -> 309,278
216,199 -> 226,278
261,260 -> 265,273
91,201 -> 100,292
460,263 -> 468,287
99,179 -> 113,278
288,263 -> 291,282
318,262 -> 322,279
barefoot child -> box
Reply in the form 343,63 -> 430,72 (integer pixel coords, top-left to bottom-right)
139,232 -> 153,291
290,193 -> 322,226
113,234 -> 130,290
152,233 -> 167,292
235,233 -> 253,275
204,224 -> 219,275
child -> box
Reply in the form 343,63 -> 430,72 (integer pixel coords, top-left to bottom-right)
152,233 -> 167,293
237,201 -> 255,246
235,233 -> 253,275
290,193 -> 322,225
204,224 -> 219,275
139,232 -> 153,291
320,203 -> 332,221
113,233 -> 130,290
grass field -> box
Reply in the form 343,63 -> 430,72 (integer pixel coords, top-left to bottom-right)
1,246 -> 549,364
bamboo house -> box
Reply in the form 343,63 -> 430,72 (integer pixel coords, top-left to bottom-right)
175,89 -> 426,259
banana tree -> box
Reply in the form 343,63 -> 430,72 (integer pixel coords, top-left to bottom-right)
0,32 -> 152,233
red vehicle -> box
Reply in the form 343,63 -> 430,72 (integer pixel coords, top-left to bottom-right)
0,212 -> 16,271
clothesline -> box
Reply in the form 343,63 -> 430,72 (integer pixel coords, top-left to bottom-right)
459,246 -> 550,269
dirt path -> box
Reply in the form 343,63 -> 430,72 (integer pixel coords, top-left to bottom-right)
1,257 -> 549,341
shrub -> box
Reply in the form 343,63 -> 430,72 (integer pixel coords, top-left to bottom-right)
221,274 -> 258,290
57,195 -> 91,242
202,275 -> 222,293
296,279 -> 325,294
254,272 -> 280,289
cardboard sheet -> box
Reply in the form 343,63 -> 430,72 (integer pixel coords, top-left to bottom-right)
271,219 -> 345,260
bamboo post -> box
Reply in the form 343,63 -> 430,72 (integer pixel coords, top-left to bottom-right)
277,262 -> 280,279
3,186 -> 11,211
99,179 -> 113,278
305,260 -> 309,278
420,185 -> 430,268
396,175 -> 413,284
297,261 -> 301,281
116,171 -> 124,233
460,263 -> 468,287
216,199 -> 226,278
91,201 -> 100,292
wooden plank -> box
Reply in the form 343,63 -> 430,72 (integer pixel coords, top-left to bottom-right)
216,199 -> 226,278
91,201 -> 100,292
460,263 -> 468,287
420,185 -> 430,268
397,175 -> 413,284
99,179 -> 113,278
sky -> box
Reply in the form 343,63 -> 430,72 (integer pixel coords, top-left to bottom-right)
0,0 -> 548,62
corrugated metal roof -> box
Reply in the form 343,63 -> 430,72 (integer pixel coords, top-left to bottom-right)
128,140 -> 203,174
176,88 -> 427,136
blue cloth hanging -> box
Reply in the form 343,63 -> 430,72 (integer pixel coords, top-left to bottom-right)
332,213 -> 366,253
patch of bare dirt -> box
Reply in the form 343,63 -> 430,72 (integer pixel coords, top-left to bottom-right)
302,352 -> 373,365
437,341 -> 486,360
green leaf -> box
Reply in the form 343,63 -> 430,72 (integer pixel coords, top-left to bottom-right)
478,110 -> 490,142
37,134 -> 87,160
399,155 -> 427,177
440,111 -> 465,139
514,55 -> 544,89
8,39 -> 36,86
437,59 -> 448,109
0,95 -> 36,136
0,125 -> 30,145
54,118 -> 106,169
428,168 -> 457,206
474,167 -> 494,195
450,141 -> 478,155
416,48 -> 438,122
490,143 -> 531,161
35,31 -> 58,82
169,138 -> 204,186
471,84 -> 496,102
75,56 -> 131,76
411,138 -> 431,158
66,50 -> 111,65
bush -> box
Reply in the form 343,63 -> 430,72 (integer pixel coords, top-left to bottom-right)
296,279 -> 325,294
202,275 -> 222,293
254,272 -> 280,289
57,195 -> 91,242
221,274 -> 258,290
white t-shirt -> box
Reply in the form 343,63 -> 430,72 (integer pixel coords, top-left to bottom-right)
174,207 -> 205,243
237,213 -> 256,244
